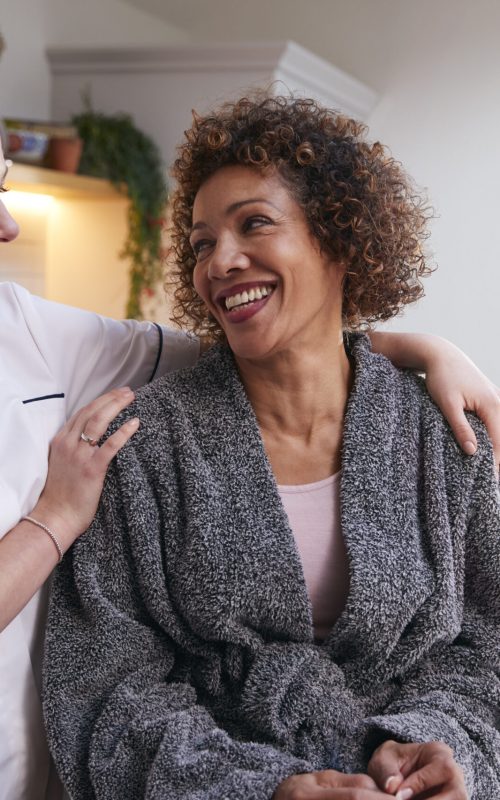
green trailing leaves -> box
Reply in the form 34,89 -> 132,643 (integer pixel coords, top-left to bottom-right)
73,107 -> 168,319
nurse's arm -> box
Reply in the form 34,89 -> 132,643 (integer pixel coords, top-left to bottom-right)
369,330 -> 500,468
0,389 -> 139,632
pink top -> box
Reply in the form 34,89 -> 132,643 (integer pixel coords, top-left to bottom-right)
278,473 -> 349,640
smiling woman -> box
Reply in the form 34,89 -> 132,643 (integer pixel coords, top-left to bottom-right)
171,95 -> 431,340
191,166 -> 347,365
44,93 -> 499,800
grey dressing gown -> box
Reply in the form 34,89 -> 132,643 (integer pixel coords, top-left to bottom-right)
43,335 -> 500,799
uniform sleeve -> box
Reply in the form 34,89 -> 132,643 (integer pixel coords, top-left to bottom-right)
9,283 -> 199,416
363,433 -> 500,797
43,430 -> 312,800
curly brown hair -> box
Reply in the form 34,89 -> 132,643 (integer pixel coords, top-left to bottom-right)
169,93 -> 433,337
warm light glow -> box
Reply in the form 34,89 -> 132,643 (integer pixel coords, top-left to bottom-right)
2,190 -> 54,213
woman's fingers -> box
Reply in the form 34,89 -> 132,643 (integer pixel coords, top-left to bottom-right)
302,792 -> 391,799
273,769 -> 391,799
394,756 -> 467,799
368,740 -> 412,795
275,787 -> 390,800
368,741 -> 467,800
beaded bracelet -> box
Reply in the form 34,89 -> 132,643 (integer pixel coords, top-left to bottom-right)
22,516 -> 64,564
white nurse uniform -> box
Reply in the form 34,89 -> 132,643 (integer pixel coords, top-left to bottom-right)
0,282 -> 199,800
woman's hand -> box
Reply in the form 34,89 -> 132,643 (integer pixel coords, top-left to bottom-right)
273,770 -> 392,799
368,740 -> 468,799
32,387 -> 139,551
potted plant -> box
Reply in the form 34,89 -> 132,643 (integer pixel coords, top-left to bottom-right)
73,101 -> 168,319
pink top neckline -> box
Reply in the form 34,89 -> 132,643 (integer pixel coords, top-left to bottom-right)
278,471 -> 341,493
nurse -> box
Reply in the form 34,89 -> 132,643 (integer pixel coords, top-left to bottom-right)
0,145 -> 200,800
0,139 -> 498,800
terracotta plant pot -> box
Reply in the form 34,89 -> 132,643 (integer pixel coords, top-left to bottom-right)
46,137 -> 83,173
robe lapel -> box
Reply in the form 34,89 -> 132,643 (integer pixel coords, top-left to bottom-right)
168,344 -> 313,647
329,336 -> 435,680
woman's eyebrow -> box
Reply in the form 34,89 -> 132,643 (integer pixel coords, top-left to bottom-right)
191,198 -> 280,234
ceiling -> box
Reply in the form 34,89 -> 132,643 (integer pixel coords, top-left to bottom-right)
118,0 -> 418,92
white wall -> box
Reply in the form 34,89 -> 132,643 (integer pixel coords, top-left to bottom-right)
361,0 -> 500,383
0,0 -> 49,118
0,0 -> 188,119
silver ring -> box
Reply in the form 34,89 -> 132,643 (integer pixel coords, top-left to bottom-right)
80,431 -> 99,447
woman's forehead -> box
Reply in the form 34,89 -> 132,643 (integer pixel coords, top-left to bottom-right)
192,165 -> 291,219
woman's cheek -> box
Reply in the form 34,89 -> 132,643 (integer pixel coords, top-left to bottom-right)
192,264 -> 204,299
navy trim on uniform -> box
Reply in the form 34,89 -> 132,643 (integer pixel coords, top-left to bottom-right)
23,393 -> 65,404
148,323 -> 163,383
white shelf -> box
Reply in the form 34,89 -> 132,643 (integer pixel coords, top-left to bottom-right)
8,162 -> 122,200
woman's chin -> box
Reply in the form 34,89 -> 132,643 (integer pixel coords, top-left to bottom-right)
225,333 -> 276,362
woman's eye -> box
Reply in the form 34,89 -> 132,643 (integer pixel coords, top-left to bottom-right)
243,216 -> 273,232
192,239 -> 213,258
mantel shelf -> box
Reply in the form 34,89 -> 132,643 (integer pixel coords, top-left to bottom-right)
8,162 -> 123,200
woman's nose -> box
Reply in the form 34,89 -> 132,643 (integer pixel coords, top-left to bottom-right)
0,198 -> 20,242
207,235 -> 249,280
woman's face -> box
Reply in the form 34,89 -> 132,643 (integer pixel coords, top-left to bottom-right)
191,165 -> 344,361
0,141 -> 20,242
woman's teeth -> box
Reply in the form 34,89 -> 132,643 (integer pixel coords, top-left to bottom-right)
225,285 -> 274,311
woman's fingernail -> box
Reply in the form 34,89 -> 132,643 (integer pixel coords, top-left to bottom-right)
385,775 -> 400,793
396,790 -> 414,800
127,417 -> 140,427
463,440 -> 476,455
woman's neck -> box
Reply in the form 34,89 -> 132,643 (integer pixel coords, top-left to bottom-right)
235,334 -> 353,442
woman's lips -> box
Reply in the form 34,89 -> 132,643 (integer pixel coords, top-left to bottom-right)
222,291 -> 273,324
214,282 -> 276,325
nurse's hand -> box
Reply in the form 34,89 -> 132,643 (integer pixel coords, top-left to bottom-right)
423,342 -> 500,472
32,387 -> 139,552
273,769 -> 392,798
368,332 -> 500,472
368,740 -> 467,799
0,387 -> 139,631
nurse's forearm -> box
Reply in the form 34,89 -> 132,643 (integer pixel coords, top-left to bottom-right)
0,512 -> 65,631
368,330 -> 441,370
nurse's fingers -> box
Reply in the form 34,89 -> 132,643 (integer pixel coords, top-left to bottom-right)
33,393 -> 140,549
65,387 -> 135,442
477,386 -> 500,473
87,417 -> 140,474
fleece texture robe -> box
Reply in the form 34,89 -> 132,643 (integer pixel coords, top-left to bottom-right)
43,335 -> 500,800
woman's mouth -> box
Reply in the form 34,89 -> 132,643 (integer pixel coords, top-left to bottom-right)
217,283 -> 275,323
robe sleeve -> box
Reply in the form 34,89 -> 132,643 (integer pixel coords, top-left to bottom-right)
362,431 -> 500,797
237,641 -> 366,768
43,439 -> 312,800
